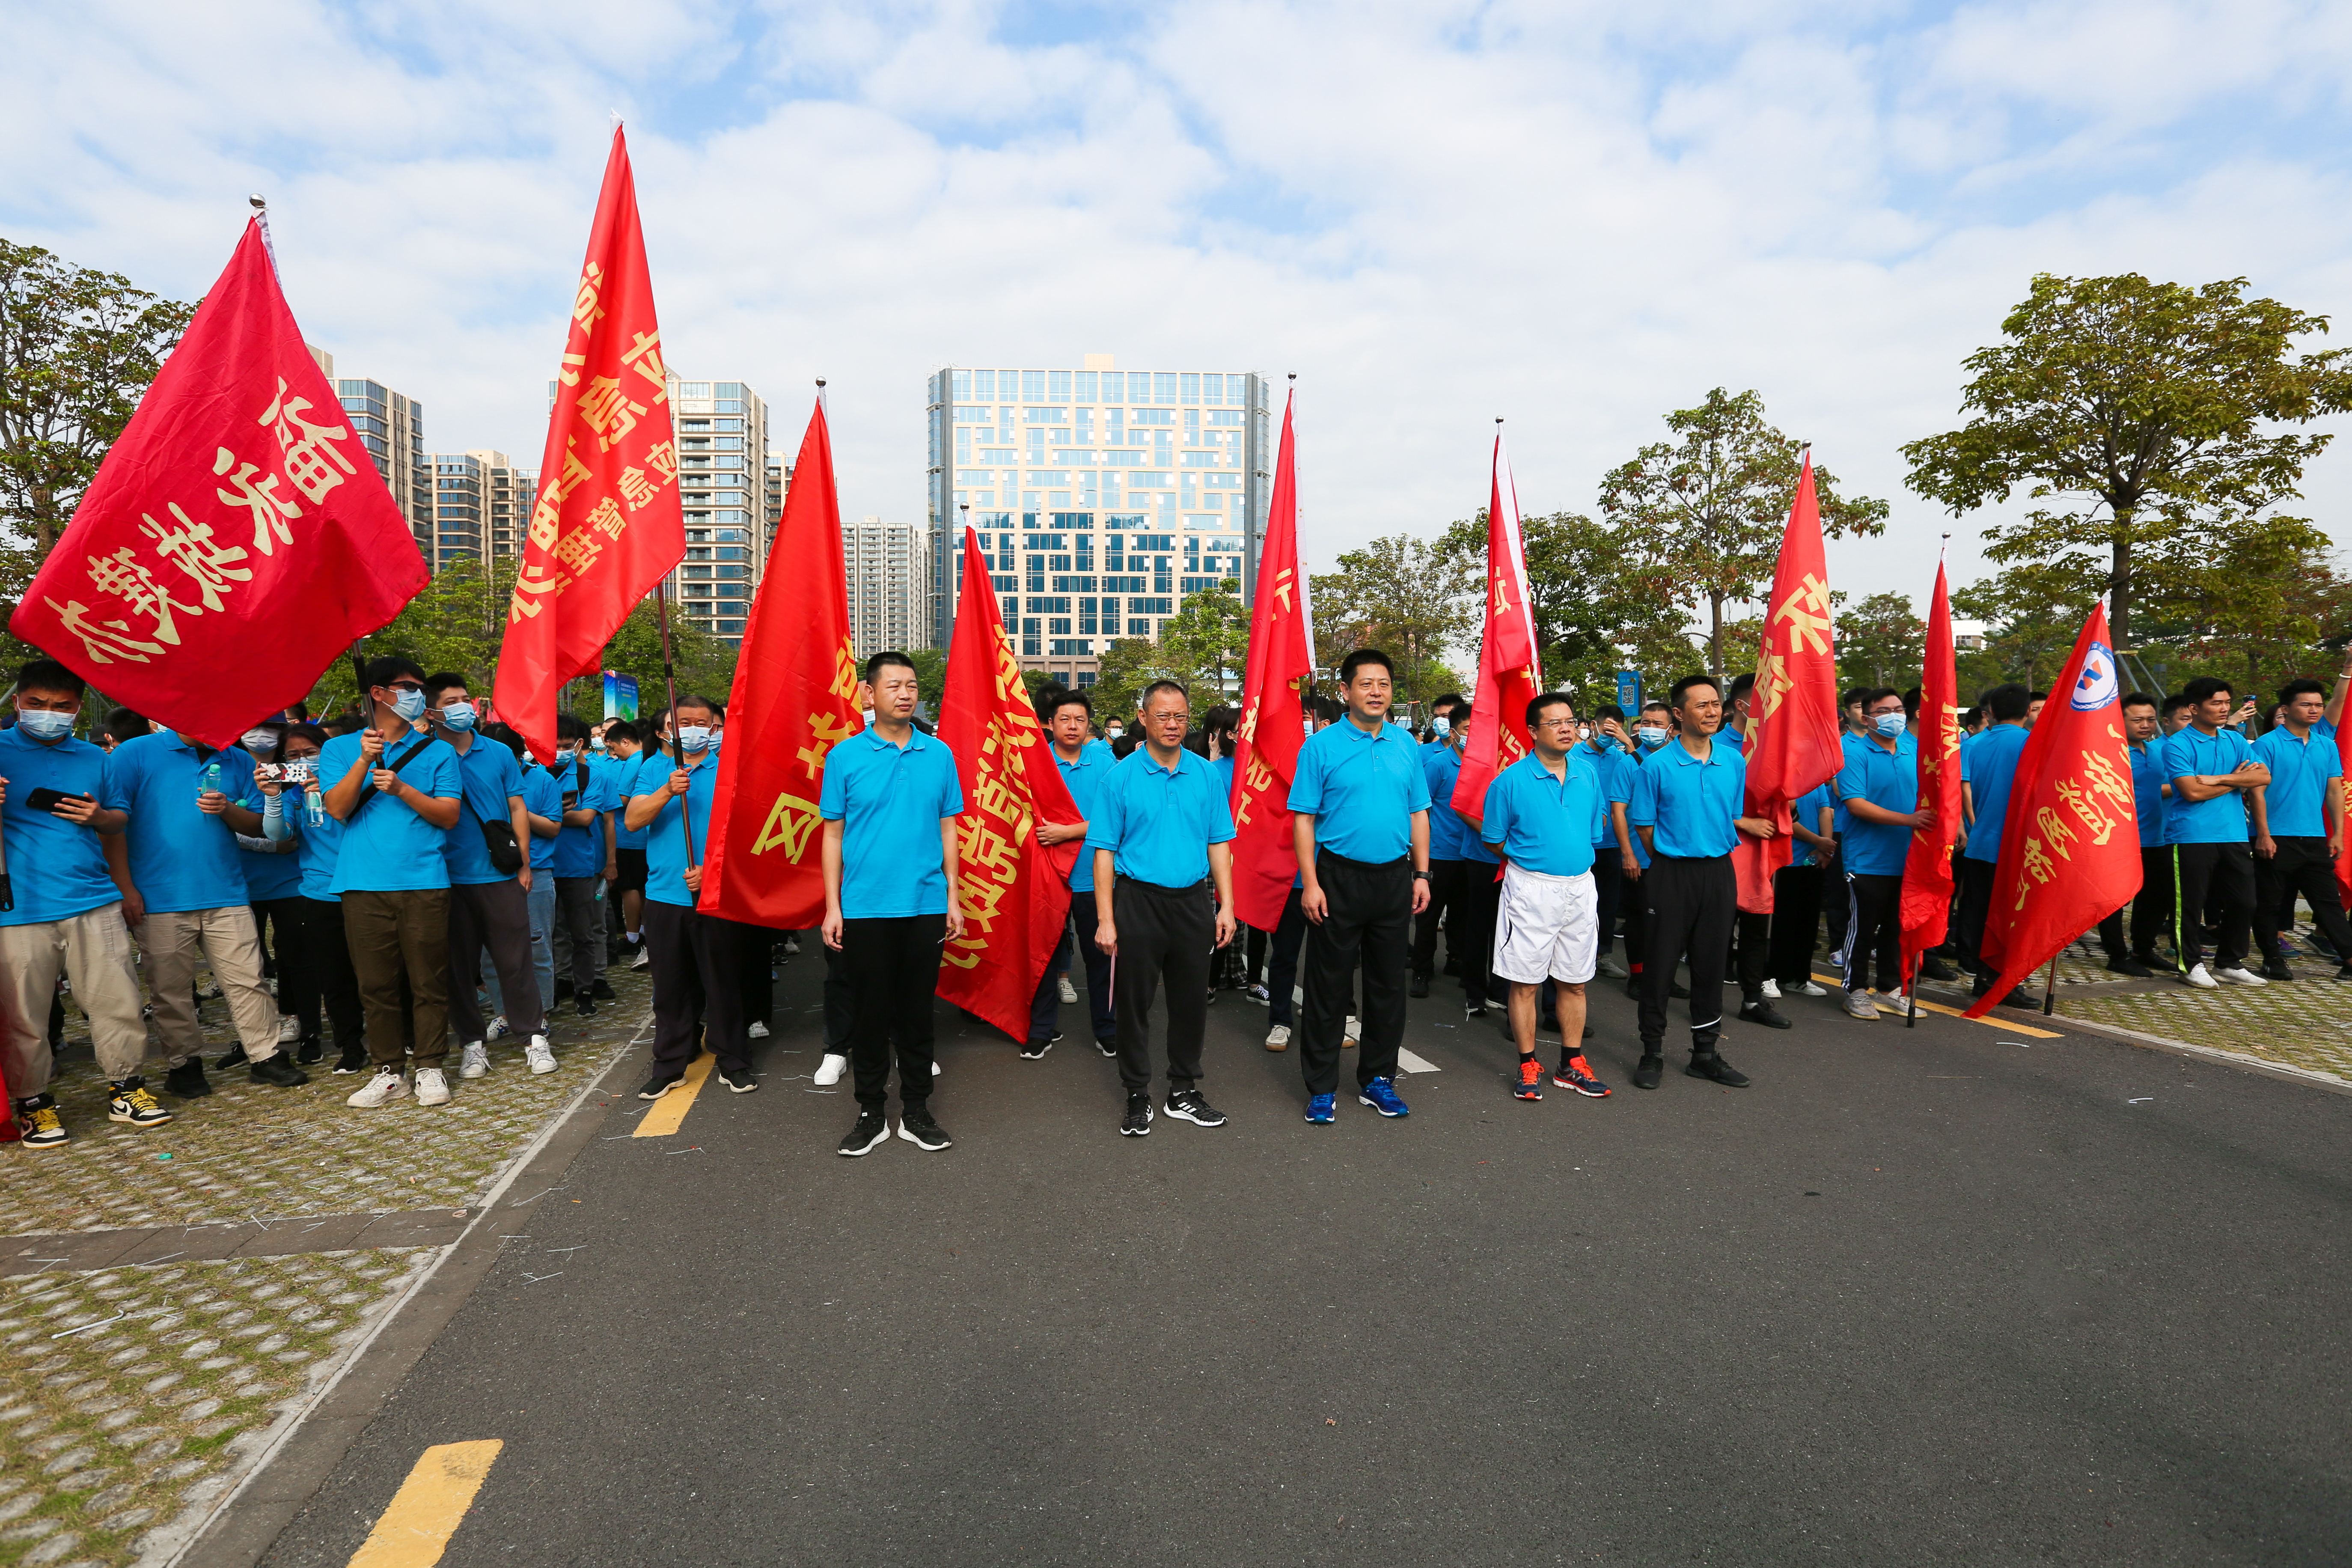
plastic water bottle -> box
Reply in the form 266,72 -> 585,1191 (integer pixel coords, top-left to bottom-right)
197,759 -> 222,805
303,784 -> 324,828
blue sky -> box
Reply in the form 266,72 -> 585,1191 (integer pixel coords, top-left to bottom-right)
7,0 -> 2352,615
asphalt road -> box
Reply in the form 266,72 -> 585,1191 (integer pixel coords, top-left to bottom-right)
256,955 -> 2352,1567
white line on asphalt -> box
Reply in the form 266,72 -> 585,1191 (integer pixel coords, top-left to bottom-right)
1398,1049 -> 1441,1074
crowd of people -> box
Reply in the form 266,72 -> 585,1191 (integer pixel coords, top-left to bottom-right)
6,641 -> 2348,1156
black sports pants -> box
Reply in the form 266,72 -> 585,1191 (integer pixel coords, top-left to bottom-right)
2169,842 -> 2254,972
1637,854 -> 1734,1053
842,913 -> 946,1110
2254,836 -> 2352,968
1414,860 -> 1498,1009
1840,871 -> 1903,993
1031,890 -> 1115,1047
1768,863 -> 1824,986
643,899 -> 750,1076
1110,877 -> 1214,1094
1299,851 -> 1409,1096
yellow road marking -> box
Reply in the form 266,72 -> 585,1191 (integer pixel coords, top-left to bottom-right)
633,1050 -> 715,1137
1812,972 -> 2063,1038
348,1440 -> 503,1567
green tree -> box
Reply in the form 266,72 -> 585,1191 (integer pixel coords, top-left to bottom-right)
907,647 -> 948,710
1951,570 -> 2087,694
1835,591 -> 1925,690
1309,533 -> 1475,708
1599,388 -> 1888,679
1093,636 -> 1186,725
1156,577 -> 1251,703
1902,272 -> 2352,654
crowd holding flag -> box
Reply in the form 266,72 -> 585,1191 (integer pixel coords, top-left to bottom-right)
1899,557 -> 1965,1002
1449,420 -> 1540,822
1227,384 -> 1313,932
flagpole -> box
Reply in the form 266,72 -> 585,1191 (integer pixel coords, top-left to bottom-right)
1906,956 -> 1918,1028
2040,951 -> 2059,1016
654,576 -> 697,866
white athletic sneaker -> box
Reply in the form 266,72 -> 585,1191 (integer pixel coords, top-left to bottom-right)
413,1067 -> 452,1106
748,1021 -> 771,1039
931,1061 -> 941,1076
2184,963 -> 2219,989
783,934 -> 801,955
1872,988 -> 1909,1013
277,1014 -> 302,1044
1841,989 -> 1881,1021
1760,978 -> 1781,999
458,1041 -> 490,1079
486,1014 -> 512,1041
1344,1015 -> 1361,1044
1786,980 -> 1829,997
813,1052 -> 848,1086
629,946 -> 650,971
2215,966 -> 2268,986
1265,1024 -> 1292,1051
1057,976 -> 1079,1004
1598,954 -> 1628,979
346,1066 -> 408,1108
525,1036 -> 556,1074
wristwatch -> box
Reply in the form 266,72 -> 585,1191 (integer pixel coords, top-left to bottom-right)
1413,870 -> 1430,881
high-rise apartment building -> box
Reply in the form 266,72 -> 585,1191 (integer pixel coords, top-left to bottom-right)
424,450 -> 534,571
319,352 -> 431,559
842,516 -> 931,658
925,357 -> 1271,687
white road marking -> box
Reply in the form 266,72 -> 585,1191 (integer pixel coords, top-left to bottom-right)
1397,1049 -> 1441,1074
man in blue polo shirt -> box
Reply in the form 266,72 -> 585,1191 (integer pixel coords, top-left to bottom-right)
1483,692 -> 1611,1101
2108,694 -> 2174,974
2160,676 -> 2269,988
1418,713 -> 1501,1019
1287,648 -> 1430,1125
2249,678 -> 2352,982
1027,689 -> 1115,1059
1,660 -> 162,1147
104,705 -> 307,1101
1089,680 -> 1237,1137
820,652 -> 966,1157
1834,687 -> 1932,1020
1626,674 -> 1775,1090
1954,682 -> 2034,1003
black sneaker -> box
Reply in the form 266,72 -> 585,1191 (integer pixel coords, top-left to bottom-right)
590,978 -> 617,1001
295,1035 -> 324,1065
1409,975 -> 1430,999
2261,962 -> 2295,982
1997,987 -> 2037,1007
331,1042 -> 369,1074
1165,1089 -> 1225,1127
839,1110 -> 890,1156
1919,955 -> 1960,981
163,1061 -> 212,1099
719,1065 -> 757,1093
576,996 -> 598,1018
1118,1092 -> 1153,1136
636,1071 -> 684,1100
250,1055 -> 310,1088
898,1109 -> 952,1151
1019,1036 -> 1054,1059
1670,980 -> 1690,1000
2105,955 -> 2155,978
214,1042 -> 249,1071
1095,1037 -> 1117,1059
1738,1000 -> 1791,1030
1686,1052 -> 1751,1088
1632,1054 -> 1664,1092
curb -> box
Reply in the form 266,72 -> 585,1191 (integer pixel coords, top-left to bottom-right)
2039,1010 -> 2352,1099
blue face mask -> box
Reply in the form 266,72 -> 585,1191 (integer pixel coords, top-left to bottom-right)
16,709 -> 74,742
389,687 -> 426,723
1428,716 -> 1450,739
553,749 -> 576,769
438,702 -> 477,732
1636,726 -> 1669,749
676,726 -> 712,754
1873,712 -> 1907,738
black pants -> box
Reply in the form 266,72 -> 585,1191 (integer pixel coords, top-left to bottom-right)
843,913 -> 946,1110
1637,855 -> 1734,1053
1412,861 -> 1466,980
1591,854 -> 1623,959
2130,847 -> 2174,960
1768,863 -> 1824,985
1620,863 -> 1648,985
1031,891 -> 1115,1047
447,880 -> 545,1042
1734,909 -> 1770,1001
643,899 -> 750,1075
1820,843 -> 1851,953
1261,887 -> 1308,1027
2170,842 -> 2254,972
552,877 -> 603,993
823,938 -> 854,1051
1955,856 -> 1997,977
292,896 -> 363,1052
252,896 -> 306,1018
2255,836 -> 2352,967
1415,860 -> 1499,1009
1300,851 -> 1409,1095
1841,872 -> 1903,992
1109,878 -> 1213,1093
737,925 -> 776,1030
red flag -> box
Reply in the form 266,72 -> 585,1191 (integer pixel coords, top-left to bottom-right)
1732,454 -> 1845,913
1965,603 -> 2142,1017
1450,425 -> 1540,823
932,526 -> 1082,1039
1228,388 -> 1314,931
2336,713 -> 2352,912
9,218 -> 425,745
494,126 -> 687,763
697,397 -> 860,927
1899,561 -> 1964,978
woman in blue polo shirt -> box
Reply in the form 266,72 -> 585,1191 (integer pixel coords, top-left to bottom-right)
1833,688 -> 1930,1021
259,723 -> 369,1075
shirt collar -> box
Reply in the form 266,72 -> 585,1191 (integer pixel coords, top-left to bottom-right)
862,723 -> 928,753
1139,746 -> 1194,778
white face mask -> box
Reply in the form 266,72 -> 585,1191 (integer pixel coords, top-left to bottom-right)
675,726 -> 712,753
1873,712 -> 1908,738
242,727 -> 278,754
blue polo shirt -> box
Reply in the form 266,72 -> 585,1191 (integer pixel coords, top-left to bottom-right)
1085,744 -> 1236,889
520,765 -> 562,872
1481,751 -> 1606,876
1422,745 -> 1497,865
1961,723 -> 2031,863
101,731 -> 256,914
2128,741 -> 2167,849
317,730 -> 461,895
2160,726 -> 2253,845
1287,717 -> 1430,863
817,725 -> 964,919
1605,747 -> 1650,869
1052,739 -> 1118,893
1718,726 -> 1745,755
640,750 -> 722,908
554,760 -> 618,878
1627,738 -> 1745,860
0,726 -> 119,928
1791,782 -> 1834,867
1835,730 -> 1920,877
610,752 -> 652,849
443,737 -> 526,886
289,779 -> 346,902
236,773 -> 304,902
2251,726 -> 2339,840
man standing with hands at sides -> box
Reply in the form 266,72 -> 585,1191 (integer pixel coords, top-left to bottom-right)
1419,713 -> 1501,1018
2249,678 -> 2352,982
1627,674 -> 1775,1090
422,674 -> 553,1079
821,653 -> 966,1157
1834,687 -> 1933,1021
325,656 -> 463,1109
2159,676 -> 2271,989
1482,693 -> 1612,1102
1088,681 -> 1237,1136
1286,649 -> 1430,1125
1027,690 -> 1115,1059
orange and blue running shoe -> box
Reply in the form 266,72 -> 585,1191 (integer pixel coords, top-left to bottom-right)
1512,1056 -> 1544,1100
1553,1053 -> 1612,1098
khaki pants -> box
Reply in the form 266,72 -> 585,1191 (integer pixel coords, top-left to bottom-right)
1,904 -> 148,1098
343,889 -> 451,1068
139,905 -> 282,1068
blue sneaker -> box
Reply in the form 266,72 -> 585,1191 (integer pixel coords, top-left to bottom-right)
1304,1092 -> 1336,1125
1357,1077 -> 1409,1117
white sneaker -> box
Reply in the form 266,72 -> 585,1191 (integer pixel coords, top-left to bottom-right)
783,935 -> 801,955
748,1021 -> 771,1039
277,1015 -> 301,1044
1760,978 -> 1781,999
2184,963 -> 2218,989
1873,988 -> 1909,1013
1058,976 -> 1079,1004
458,1041 -> 489,1079
1787,980 -> 1829,997
414,1067 -> 451,1106
486,1014 -> 511,1041
931,1060 -> 941,1076
1265,1024 -> 1291,1051
1343,1015 -> 1360,1044
1841,989 -> 1881,1021
813,1052 -> 848,1086
525,1036 -> 556,1074
2215,966 -> 2267,986
1598,954 -> 1628,979
346,1067 -> 408,1108
629,946 -> 650,971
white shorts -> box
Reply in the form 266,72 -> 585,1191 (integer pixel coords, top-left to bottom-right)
1491,863 -> 1599,986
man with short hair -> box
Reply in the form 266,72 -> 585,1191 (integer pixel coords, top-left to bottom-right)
2159,692 -> 2195,736
2249,678 -> 2352,982
546,714 -> 616,1017
1955,682 -> 2034,1004
1287,649 -> 1430,1124
2108,694 -> 2175,974
1422,692 -> 1464,753
1483,693 -> 1611,1101
1090,680 -> 1237,1135
2160,676 -> 2269,988
2,660 -> 162,1147
1612,700 -> 1676,1001
1719,673 -> 1753,754
821,653 -> 966,1156
1580,706 -> 1634,982
1835,687 -> 1933,1020
1029,690 -> 1115,1059
1418,712 -> 1501,1017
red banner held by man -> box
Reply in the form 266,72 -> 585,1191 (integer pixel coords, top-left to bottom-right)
1228,387 -> 1313,932
1899,560 -> 1964,979
932,527 -> 1082,1040
494,125 -> 688,763
698,395 -> 861,928
1731,453 -> 1845,912
1450,423 -> 1540,824
1965,602 -> 2143,1018
10,218 -> 425,745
